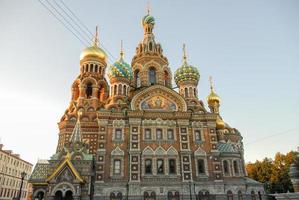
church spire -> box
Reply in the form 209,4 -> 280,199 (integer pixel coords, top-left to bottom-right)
93,26 -> 99,47
183,43 -> 188,64
70,110 -> 82,143
120,40 -> 124,59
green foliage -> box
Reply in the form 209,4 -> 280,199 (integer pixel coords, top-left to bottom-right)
246,151 -> 297,194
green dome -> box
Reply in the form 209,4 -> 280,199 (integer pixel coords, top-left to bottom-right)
174,62 -> 200,85
142,14 -> 155,26
108,57 -> 133,80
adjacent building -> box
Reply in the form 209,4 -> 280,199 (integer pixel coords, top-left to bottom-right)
29,12 -> 265,200
0,144 -> 33,200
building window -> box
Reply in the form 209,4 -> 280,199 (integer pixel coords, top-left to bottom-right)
167,129 -> 174,140
233,160 -> 239,174
197,159 -> 205,174
169,159 -> 176,174
145,129 -> 152,140
223,160 -> 229,174
157,159 -> 164,174
86,83 -> 93,98
195,130 -> 202,141
115,129 -> 122,140
184,88 -> 188,98
135,70 -> 141,88
238,191 -> 243,200
227,190 -> 233,200
145,159 -> 152,174
149,67 -> 156,85
114,160 -> 121,175
156,129 -> 163,140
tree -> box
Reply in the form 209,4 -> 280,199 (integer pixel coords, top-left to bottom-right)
246,151 -> 297,193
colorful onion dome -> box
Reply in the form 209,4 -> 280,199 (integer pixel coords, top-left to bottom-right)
174,44 -> 200,85
80,26 -> 107,62
142,13 -> 155,26
108,50 -> 132,80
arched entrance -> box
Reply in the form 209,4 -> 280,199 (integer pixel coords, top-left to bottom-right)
34,191 -> 45,200
65,190 -> 73,200
55,191 -> 63,200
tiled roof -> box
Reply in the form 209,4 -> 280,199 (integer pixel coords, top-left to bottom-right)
217,143 -> 239,153
30,161 -> 50,181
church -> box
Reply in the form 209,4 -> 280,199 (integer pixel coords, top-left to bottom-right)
29,11 -> 265,200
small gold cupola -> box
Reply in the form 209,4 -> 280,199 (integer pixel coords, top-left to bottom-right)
207,76 -> 221,113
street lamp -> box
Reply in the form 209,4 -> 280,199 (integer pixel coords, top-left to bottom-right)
18,171 -> 27,200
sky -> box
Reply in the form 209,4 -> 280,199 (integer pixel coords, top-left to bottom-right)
0,0 -> 298,165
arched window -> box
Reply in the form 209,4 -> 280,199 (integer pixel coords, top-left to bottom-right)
144,191 -> 156,200
135,70 -> 141,88
54,191 -> 63,200
184,88 -> 188,98
233,160 -> 239,174
114,85 -> 117,96
35,191 -> 44,200
164,71 -> 169,86
223,160 -> 229,175
99,66 -> 102,75
227,190 -> 233,200
95,65 -> 98,72
98,86 -> 105,102
90,64 -> 94,72
238,191 -> 243,200
86,83 -> 93,98
194,88 -> 197,97
149,67 -> 156,85
118,84 -> 122,95
123,85 -> 127,95
149,42 -> 153,51
85,64 -> 89,73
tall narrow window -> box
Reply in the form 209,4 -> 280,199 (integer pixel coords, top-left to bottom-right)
115,129 -> 122,140
135,70 -> 141,88
169,159 -> 176,174
86,83 -> 93,98
164,71 -> 169,86
149,68 -> 156,85
90,64 -> 94,72
145,159 -> 152,174
145,129 -> 152,140
123,85 -> 127,95
197,159 -> 205,174
156,129 -> 163,140
157,159 -> 164,174
238,191 -> 243,200
95,65 -> 98,72
118,84 -> 122,95
114,85 -> 117,95
167,129 -> 174,140
227,190 -> 233,200
194,88 -> 197,97
233,160 -> 239,174
114,160 -> 121,175
184,88 -> 188,98
195,130 -> 202,141
251,191 -> 256,200
223,160 -> 229,174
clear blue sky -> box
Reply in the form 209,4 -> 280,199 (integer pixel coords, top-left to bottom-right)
0,0 -> 298,164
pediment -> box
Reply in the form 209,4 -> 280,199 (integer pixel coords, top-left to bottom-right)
131,85 -> 187,112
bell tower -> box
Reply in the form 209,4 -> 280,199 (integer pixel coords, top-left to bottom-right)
131,10 -> 172,89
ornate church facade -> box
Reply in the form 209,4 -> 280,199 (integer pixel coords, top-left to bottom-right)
29,12 -> 265,200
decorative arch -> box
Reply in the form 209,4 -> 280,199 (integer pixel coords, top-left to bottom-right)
167,147 -> 178,156
51,182 -> 76,196
81,77 -> 98,87
111,146 -> 124,156
194,147 -> 206,157
143,146 -> 154,156
131,85 -> 187,112
33,189 -> 46,200
155,146 -> 166,156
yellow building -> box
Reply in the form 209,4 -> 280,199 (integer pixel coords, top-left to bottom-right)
0,144 -> 33,200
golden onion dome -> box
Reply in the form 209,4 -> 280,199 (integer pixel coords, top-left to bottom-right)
80,46 -> 107,62
216,116 -> 225,129
80,26 -> 107,62
207,90 -> 220,105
